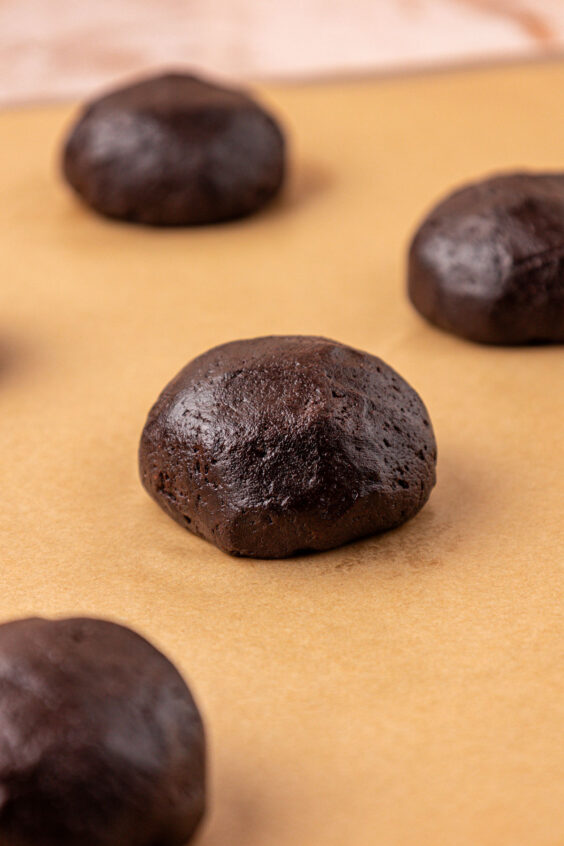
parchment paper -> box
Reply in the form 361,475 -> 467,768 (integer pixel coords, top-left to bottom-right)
1,61 -> 563,846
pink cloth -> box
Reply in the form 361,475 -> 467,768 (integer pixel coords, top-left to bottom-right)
0,0 -> 563,105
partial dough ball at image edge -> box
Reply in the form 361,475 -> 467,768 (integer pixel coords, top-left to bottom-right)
0,616 -> 206,846
139,335 -> 437,559
408,171 -> 564,344
62,71 -> 286,226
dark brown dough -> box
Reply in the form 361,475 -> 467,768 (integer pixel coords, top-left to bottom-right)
139,336 -> 437,558
408,172 -> 564,344
0,617 -> 205,846
62,72 -> 286,225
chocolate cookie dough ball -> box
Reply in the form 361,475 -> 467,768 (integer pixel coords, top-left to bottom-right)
408,172 -> 564,344
139,336 -> 437,558
62,72 -> 286,225
0,617 -> 205,846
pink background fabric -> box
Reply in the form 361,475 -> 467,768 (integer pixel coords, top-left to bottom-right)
1,0 -> 564,105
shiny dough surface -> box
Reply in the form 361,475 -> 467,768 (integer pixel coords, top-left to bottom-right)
1,61 -> 563,846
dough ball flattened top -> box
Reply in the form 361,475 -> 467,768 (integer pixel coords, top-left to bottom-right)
62,72 -> 286,226
0,616 -> 205,846
140,336 -> 437,558
409,172 -> 564,344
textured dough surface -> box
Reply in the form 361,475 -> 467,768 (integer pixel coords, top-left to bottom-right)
0,617 -> 205,846
408,172 -> 564,344
62,72 -> 286,225
139,336 -> 437,558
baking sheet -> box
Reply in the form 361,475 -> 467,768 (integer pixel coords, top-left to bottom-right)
1,61 -> 563,846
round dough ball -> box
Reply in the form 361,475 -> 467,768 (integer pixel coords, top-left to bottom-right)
139,336 -> 437,558
408,171 -> 564,344
62,72 -> 286,226
0,617 -> 205,846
